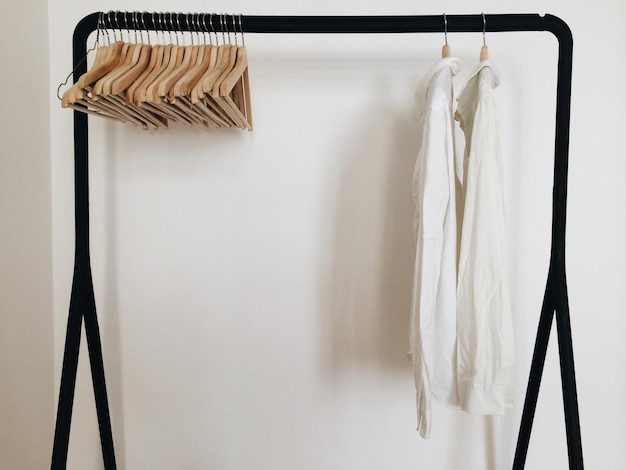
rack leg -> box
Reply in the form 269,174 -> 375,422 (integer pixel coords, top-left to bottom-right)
83,270 -> 117,470
554,280 -> 584,469
51,271 -> 87,469
51,267 -> 117,470
512,279 -> 555,470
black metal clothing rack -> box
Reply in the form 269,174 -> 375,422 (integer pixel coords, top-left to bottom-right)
52,12 -> 580,470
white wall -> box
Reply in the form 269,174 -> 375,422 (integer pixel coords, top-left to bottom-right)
42,0 -> 626,469
0,1 -> 55,469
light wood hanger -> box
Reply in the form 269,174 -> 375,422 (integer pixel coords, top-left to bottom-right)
191,16 -> 241,127
214,45 -> 252,130
66,44 -> 144,126
132,44 -> 166,105
62,14 -> 164,128
480,13 -> 489,61
92,42 -> 133,96
157,44 -> 197,102
146,44 -> 203,126
208,45 -> 244,127
92,43 -> 165,130
441,13 -> 450,58
62,41 -> 124,108
191,45 -> 237,127
211,16 -> 253,130
172,17 -> 217,102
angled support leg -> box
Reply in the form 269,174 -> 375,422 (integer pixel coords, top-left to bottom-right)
512,275 -> 556,469
51,264 -> 88,468
554,274 -> 583,469
513,16 -> 582,470
51,15 -> 117,468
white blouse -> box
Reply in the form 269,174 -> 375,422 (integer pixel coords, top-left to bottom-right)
410,57 -> 462,439
455,61 -> 514,415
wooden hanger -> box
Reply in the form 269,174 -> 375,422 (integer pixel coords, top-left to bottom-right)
65,43 -> 144,126
207,45 -> 244,127
214,45 -> 253,130
61,41 -> 124,108
197,48 -> 237,127
480,13 -> 489,61
190,15 -> 241,127
144,44 -> 204,126
111,44 -> 152,95
132,44 -> 166,105
211,15 -> 252,129
441,14 -> 450,58
94,43 -> 166,130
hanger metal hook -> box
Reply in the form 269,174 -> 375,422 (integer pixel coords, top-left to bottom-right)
189,13 -> 197,46
175,12 -> 183,46
239,14 -> 245,46
106,11 -> 115,42
187,13 -> 192,44
232,14 -> 238,46
227,14 -> 233,45
171,13 -> 179,45
196,13 -> 206,45
200,14 -> 209,45
130,11 -> 136,43
140,11 -> 149,45
157,12 -> 165,44
123,13 -> 131,42
165,11 -> 178,44
113,11 -> 122,42
123,11 -> 130,43
162,12 -> 169,43
187,13 -> 194,46
209,14 -> 217,45
134,11 -> 140,44
97,10 -> 108,46
56,11 -> 104,100
482,12 -> 487,46
443,13 -> 448,46
219,14 -> 226,45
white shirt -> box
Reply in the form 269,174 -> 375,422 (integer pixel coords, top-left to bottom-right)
409,57 -> 462,439
454,61 -> 515,415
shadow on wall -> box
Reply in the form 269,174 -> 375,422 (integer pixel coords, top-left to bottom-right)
319,95 -> 418,380
315,84 -> 507,470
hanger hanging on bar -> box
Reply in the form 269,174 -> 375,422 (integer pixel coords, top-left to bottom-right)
441,13 -> 450,58
480,13 -> 489,61
60,11 -> 253,131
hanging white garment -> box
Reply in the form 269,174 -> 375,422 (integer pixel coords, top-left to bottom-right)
409,57 -> 462,439
454,61 -> 515,415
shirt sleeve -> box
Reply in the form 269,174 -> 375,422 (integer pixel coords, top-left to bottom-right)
411,95 -> 456,437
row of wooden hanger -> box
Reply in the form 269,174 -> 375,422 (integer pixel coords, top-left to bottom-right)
61,12 -> 252,131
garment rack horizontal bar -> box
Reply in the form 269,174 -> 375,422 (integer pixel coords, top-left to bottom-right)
76,13 -> 570,39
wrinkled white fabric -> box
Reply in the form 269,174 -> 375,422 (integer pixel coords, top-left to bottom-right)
454,61 -> 515,415
409,57 -> 462,439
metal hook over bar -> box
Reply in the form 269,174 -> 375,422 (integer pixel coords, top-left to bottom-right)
239,14 -> 245,46
443,13 -> 448,45
232,14 -> 238,46
56,12 -> 103,100
482,12 -> 487,46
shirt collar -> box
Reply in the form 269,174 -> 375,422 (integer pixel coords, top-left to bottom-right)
415,57 -> 461,108
463,60 -> 500,89
456,60 -> 500,117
